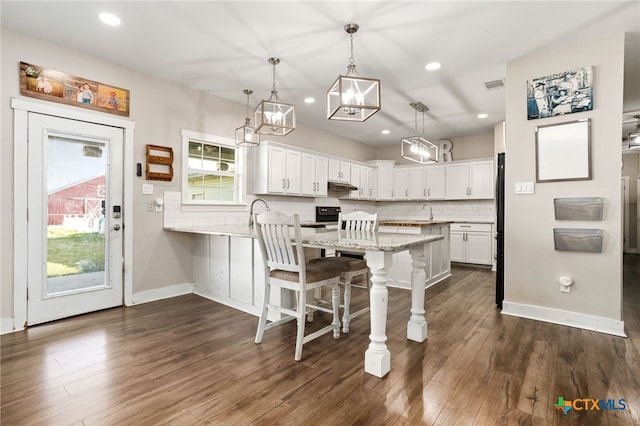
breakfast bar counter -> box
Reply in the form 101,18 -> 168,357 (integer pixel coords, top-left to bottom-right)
166,225 -> 444,378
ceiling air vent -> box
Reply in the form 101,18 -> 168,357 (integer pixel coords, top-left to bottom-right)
484,79 -> 505,90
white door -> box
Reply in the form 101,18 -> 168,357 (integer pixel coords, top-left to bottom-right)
27,113 -> 124,325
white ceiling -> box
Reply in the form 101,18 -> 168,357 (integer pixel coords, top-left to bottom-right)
2,1 -> 639,147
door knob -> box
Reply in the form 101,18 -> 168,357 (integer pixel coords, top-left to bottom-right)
112,224 -> 121,231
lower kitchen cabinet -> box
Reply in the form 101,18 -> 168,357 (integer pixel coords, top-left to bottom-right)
377,224 -> 451,290
193,235 -> 312,319
450,223 -> 493,265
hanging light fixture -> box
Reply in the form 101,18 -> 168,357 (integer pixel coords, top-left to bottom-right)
235,89 -> 260,147
254,57 -> 295,136
401,102 -> 439,164
327,23 -> 381,122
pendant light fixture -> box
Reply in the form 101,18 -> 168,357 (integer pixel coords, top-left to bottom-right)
327,23 -> 381,122
235,89 -> 260,147
401,102 -> 438,164
254,57 -> 295,136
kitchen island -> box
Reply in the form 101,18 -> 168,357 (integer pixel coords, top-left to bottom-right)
166,224 -> 444,378
378,220 -> 452,290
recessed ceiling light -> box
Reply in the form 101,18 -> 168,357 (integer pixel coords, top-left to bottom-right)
425,62 -> 441,71
477,113 -> 489,119
304,97 -> 315,104
381,129 -> 390,135
99,12 -> 121,26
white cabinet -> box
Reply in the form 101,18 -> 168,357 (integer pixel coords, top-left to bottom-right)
395,166 -> 426,200
370,160 -> 394,200
192,234 -> 283,321
450,223 -> 493,265
394,168 -> 409,200
254,143 -> 301,195
301,153 -> 328,197
445,160 -> 494,200
425,165 -> 445,199
350,165 -> 376,200
407,167 -> 426,199
377,224 -> 451,290
328,158 -> 351,183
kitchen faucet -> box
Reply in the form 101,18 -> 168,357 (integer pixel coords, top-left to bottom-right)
249,198 -> 270,227
422,203 -> 433,221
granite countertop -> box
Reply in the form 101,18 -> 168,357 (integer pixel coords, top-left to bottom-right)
378,220 -> 453,227
165,224 -> 256,238
164,224 -> 443,252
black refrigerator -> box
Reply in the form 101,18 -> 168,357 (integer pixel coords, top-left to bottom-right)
495,153 -> 505,309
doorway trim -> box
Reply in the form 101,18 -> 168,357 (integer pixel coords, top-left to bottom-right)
12,97 -> 135,330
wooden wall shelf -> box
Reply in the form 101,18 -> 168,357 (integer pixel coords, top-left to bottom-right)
146,144 -> 174,181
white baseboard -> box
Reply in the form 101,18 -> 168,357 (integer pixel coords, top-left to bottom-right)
502,301 -> 626,337
131,282 -> 194,305
1,317 -> 18,335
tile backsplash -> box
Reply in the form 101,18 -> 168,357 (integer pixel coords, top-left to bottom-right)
164,191 -> 495,228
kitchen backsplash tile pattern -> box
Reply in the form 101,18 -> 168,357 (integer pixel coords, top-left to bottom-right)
163,191 -> 494,228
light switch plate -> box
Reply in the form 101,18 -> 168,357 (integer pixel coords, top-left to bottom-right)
515,182 -> 535,194
142,184 -> 154,195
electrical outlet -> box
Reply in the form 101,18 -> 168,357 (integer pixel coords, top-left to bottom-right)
147,201 -> 155,212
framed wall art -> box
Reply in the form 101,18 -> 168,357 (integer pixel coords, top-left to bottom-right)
536,119 -> 591,182
19,62 -> 130,116
527,66 -> 593,120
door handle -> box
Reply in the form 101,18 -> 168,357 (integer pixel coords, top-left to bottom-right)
112,224 -> 121,231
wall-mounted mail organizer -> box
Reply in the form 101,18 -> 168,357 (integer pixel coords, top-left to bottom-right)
554,197 -> 603,220
553,228 -> 603,253
146,144 -> 174,181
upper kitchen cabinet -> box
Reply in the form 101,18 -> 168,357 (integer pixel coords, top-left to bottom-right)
253,142 -> 302,196
370,160 -> 395,201
393,168 -> 410,200
301,153 -> 328,197
394,166 -> 426,200
328,158 -> 352,184
445,159 -> 494,200
425,165 -> 445,200
351,164 -> 376,200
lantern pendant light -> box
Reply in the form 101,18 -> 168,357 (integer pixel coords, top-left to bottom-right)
254,58 -> 295,136
401,102 -> 439,164
327,23 -> 381,122
235,89 -> 260,147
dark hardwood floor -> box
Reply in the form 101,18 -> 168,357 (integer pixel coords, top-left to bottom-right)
2,257 -> 639,425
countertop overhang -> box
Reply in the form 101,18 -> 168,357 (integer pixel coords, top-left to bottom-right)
165,224 -> 443,252
378,220 -> 453,227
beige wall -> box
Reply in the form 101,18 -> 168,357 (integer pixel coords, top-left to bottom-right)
504,33 -> 624,322
376,132 -> 494,165
0,28 -> 373,320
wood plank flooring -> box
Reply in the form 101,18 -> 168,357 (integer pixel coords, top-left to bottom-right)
2,256 -> 639,425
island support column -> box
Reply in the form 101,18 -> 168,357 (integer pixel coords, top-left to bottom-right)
407,244 -> 428,342
364,250 -> 392,378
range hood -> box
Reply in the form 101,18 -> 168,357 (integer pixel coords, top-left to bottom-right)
328,181 -> 358,191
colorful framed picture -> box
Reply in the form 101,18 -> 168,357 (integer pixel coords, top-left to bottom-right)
19,62 -> 130,116
527,66 -> 593,120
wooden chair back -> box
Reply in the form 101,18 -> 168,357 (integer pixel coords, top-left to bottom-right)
254,211 -> 305,276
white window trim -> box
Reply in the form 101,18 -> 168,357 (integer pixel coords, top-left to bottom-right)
181,129 -> 246,206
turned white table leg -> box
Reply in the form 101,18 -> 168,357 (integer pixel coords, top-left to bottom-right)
407,245 -> 428,342
364,251 -> 392,378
